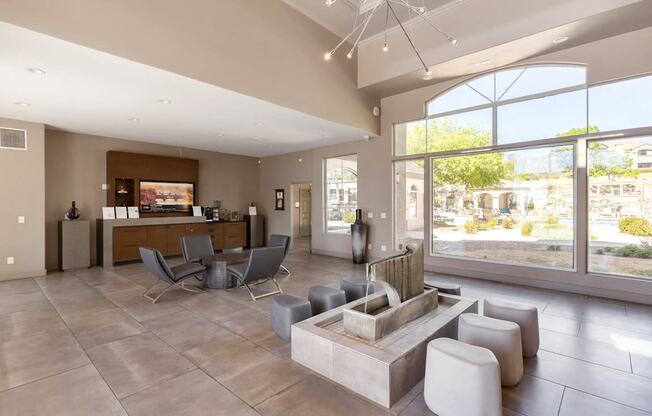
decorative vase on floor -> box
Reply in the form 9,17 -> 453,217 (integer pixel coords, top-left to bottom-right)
351,208 -> 368,264
65,201 -> 80,220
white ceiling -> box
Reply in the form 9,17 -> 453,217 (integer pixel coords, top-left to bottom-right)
0,22 -> 374,157
283,0 -> 456,41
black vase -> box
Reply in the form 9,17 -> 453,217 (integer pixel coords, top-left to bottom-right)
351,209 -> 368,264
66,201 -> 80,220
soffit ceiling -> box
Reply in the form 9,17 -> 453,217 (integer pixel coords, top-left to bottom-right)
0,22 -> 373,158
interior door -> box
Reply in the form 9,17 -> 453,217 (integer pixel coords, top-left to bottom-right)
299,187 -> 311,237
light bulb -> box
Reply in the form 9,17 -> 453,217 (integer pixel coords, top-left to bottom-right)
382,45 -> 388,52
418,7 -> 425,13
324,52 -> 332,61
423,70 -> 433,81
450,38 -> 458,46
347,52 -> 353,59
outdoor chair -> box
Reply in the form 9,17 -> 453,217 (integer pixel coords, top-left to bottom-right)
139,247 -> 206,304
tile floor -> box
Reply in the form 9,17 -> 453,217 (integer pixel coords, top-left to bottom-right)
0,245 -> 651,415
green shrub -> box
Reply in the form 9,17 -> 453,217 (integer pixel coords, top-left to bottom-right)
502,218 -> 515,229
616,244 -> 652,258
464,220 -> 479,234
546,214 -> 560,226
342,211 -> 356,224
521,221 -> 533,236
603,246 -> 614,253
547,245 -> 561,252
596,248 -> 605,255
618,217 -> 652,237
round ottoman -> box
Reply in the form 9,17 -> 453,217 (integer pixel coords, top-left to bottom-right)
340,278 -> 375,302
271,295 -> 312,342
484,298 -> 539,357
458,313 -> 523,387
425,338 -> 502,416
308,286 -> 346,315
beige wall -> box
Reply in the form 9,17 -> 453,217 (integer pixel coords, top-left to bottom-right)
0,118 -> 45,280
0,0 -> 379,135
260,28 -> 652,303
45,130 -> 259,270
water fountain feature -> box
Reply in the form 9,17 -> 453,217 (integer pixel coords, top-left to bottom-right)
291,240 -> 478,408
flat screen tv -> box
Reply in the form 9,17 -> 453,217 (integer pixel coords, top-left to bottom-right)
139,181 -> 194,213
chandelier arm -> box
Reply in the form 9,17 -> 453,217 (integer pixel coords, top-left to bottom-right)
385,0 -> 429,72
384,4 -> 389,47
348,5 -> 379,56
330,17 -> 371,55
394,0 -> 456,43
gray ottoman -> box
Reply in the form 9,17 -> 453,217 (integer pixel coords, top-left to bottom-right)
340,278 -> 375,302
271,295 -> 312,342
424,277 -> 461,295
308,286 -> 347,315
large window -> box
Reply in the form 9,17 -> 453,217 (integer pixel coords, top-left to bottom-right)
432,145 -> 574,269
325,154 -> 357,233
588,137 -> 652,278
393,65 -> 652,279
394,160 -> 425,249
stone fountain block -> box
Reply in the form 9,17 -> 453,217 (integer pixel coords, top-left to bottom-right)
342,288 -> 439,342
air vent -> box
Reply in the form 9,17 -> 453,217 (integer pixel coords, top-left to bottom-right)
0,128 -> 27,150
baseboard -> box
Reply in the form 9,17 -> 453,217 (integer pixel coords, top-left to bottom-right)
0,268 -> 47,281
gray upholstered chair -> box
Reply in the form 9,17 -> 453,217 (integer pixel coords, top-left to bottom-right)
268,234 -> 291,275
181,234 -> 214,263
227,246 -> 285,301
139,247 -> 206,304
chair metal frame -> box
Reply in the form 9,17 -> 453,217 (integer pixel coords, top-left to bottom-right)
139,247 -> 206,304
229,246 -> 285,301
268,234 -> 292,277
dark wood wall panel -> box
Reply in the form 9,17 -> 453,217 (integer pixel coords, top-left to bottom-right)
106,151 -> 199,217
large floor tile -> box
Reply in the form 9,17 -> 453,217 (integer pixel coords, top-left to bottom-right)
0,307 -> 66,343
218,307 -> 275,343
87,332 -> 195,398
64,308 -> 146,349
631,353 -> 652,379
0,329 -> 89,391
178,292 -> 244,321
0,365 -> 126,416
559,388 -> 651,416
0,278 -> 42,295
398,394 -> 523,416
121,369 -> 259,416
78,270 -> 144,294
103,288 -> 183,322
525,350 -> 652,413
256,374 -> 386,416
502,374 -> 564,416
540,328 -> 631,371
538,313 -> 580,336
141,309 -> 235,352
0,291 -> 52,315
578,322 -> 652,353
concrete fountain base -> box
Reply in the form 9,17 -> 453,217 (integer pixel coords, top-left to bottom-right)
291,291 -> 478,408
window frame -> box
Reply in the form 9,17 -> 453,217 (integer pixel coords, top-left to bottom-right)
324,153 -> 358,235
391,65 -> 652,282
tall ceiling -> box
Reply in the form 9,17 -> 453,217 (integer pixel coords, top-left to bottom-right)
285,0 -> 652,95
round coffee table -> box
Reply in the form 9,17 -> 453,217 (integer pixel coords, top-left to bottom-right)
202,252 -> 249,289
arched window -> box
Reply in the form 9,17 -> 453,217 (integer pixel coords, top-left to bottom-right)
394,65 -> 588,156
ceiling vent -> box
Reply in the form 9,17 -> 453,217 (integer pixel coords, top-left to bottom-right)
0,128 -> 27,150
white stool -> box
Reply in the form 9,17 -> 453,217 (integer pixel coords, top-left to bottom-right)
424,338 -> 502,416
458,313 -> 523,386
484,298 -> 539,358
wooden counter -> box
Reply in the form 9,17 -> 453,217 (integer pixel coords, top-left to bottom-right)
97,217 -> 245,266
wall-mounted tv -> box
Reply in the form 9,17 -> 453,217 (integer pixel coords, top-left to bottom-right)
139,181 -> 194,213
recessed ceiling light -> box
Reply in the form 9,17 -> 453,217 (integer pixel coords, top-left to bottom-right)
15,102 -> 30,107
254,121 -> 263,126
26,67 -> 46,75
158,99 -> 172,104
322,134 -> 329,138
217,133 -> 224,137
422,70 -> 433,81
553,36 -> 569,44
128,117 -> 139,122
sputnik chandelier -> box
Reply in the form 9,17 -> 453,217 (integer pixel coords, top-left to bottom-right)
323,0 -> 458,80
